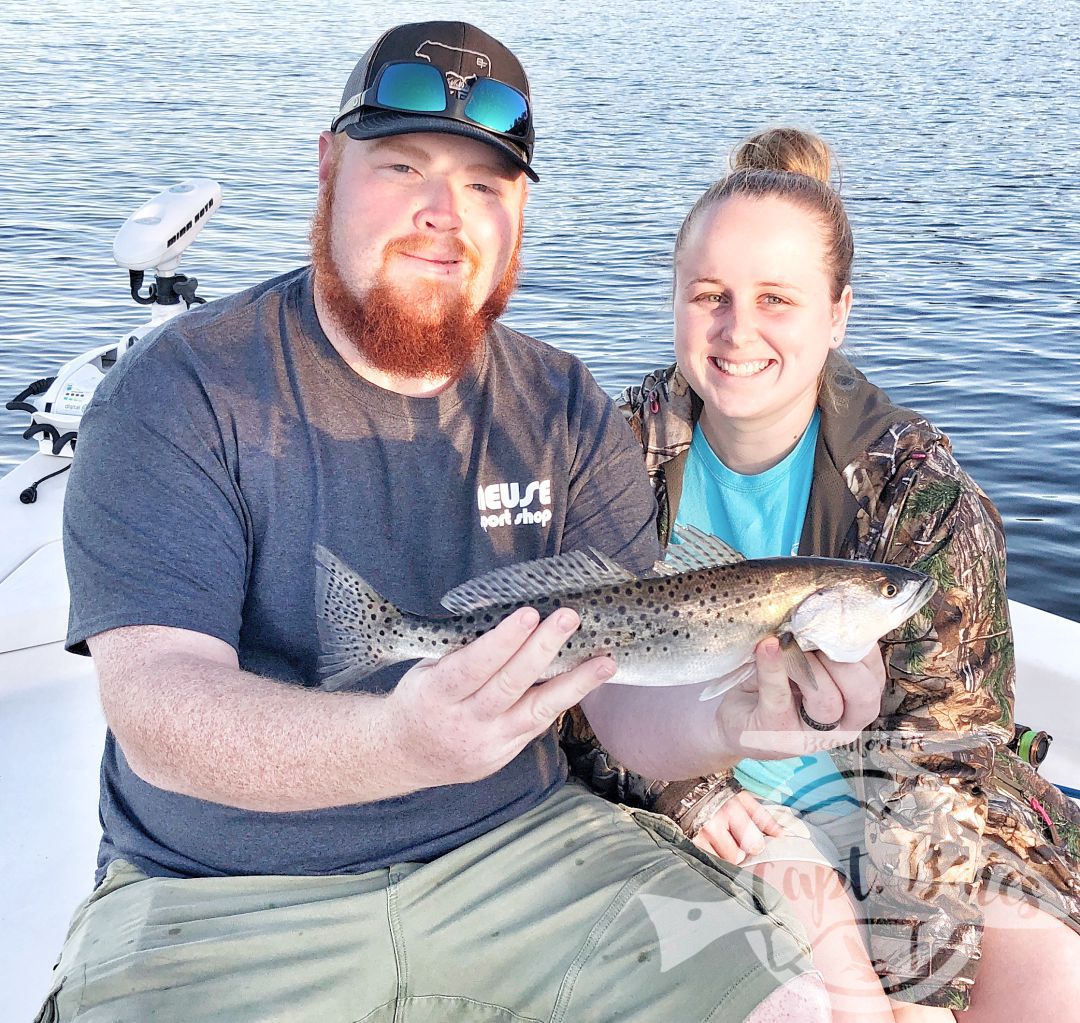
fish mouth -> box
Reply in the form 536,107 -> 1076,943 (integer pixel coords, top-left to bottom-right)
902,576 -> 939,616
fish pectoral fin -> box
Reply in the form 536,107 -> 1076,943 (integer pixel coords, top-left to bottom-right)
698,663 -> 756,701
439,549 -> 636,614
666,525 -> 746,571
699,637 -> 821,701
779,634 -> 819,693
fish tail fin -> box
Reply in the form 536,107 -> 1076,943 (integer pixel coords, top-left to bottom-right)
314,544 -> 404,691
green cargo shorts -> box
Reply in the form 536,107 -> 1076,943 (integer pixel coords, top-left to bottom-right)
36,782 -> 813,1023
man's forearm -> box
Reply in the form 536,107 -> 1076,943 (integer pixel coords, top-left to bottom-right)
102,652 -> 415,812
580,681 -> 740,781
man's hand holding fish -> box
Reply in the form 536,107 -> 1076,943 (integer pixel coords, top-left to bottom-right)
377,606 -> 616,793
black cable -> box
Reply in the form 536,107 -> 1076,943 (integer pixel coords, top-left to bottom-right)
51,431 -> 78,456
19,462 -> 71,505
129,270 -> 156,305
5,376 -> 55,414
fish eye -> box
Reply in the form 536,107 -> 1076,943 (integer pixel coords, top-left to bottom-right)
880,581 -> 898,598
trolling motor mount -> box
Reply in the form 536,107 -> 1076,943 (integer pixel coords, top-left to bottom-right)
5,177 -> 223,465
128,270 -> 206,308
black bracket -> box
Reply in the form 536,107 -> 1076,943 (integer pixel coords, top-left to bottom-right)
128,270 -> 207,308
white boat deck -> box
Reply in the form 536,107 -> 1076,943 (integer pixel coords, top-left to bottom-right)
2,645 -> 101,1018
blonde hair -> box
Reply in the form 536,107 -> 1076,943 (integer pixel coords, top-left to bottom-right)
730,126 -> 836,181
674,127 -> 853,301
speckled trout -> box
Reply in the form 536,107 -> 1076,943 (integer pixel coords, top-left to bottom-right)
315,526 -> 936,698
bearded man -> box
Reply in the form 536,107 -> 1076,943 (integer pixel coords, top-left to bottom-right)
46,21 -> 881,1022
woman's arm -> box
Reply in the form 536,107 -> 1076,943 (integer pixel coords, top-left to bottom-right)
855,440 -> 1014,1008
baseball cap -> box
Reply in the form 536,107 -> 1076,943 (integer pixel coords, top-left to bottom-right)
331,22 -> 538,182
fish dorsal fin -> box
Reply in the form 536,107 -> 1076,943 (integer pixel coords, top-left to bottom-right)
665,525 -> 746,572
440,548 -> 636,615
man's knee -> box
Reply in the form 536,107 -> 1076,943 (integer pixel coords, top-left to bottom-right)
744,972 -> 830,1023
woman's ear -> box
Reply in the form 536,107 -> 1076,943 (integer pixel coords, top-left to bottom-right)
830,285 -> 853,348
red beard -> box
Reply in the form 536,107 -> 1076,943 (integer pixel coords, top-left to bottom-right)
310,155 -> 521,382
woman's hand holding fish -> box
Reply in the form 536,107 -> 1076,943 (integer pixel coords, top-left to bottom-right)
386,606 -> 616,790
718,638 -> 887,759
692,790 -> 784,864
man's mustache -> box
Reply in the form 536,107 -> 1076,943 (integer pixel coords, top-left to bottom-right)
384,236 -> 477,271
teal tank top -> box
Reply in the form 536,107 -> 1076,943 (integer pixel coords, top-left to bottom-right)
674,411 -> 857,817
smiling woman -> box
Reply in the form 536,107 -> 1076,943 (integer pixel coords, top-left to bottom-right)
564,127 -> 1080,1022
672,138 -> 852,477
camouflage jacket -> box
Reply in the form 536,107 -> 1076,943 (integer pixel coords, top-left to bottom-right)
561,353 -> 1080,1008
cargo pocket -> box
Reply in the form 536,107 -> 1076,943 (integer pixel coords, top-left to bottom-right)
550,804 -> 815,1023
29,863 -> 144,1023
32,966 -> 85,1023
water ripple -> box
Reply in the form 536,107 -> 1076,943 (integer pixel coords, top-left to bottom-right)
1,0 -> 1077,620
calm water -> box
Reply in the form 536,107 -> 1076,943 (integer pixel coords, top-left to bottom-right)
1,1 -> 1077,620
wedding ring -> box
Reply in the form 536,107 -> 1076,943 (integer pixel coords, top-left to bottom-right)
799,702 -> 842,732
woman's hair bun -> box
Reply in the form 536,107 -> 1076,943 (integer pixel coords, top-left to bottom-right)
730,128 -> 835,184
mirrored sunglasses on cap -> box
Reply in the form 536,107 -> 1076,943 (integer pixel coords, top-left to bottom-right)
333,61 -> 532,154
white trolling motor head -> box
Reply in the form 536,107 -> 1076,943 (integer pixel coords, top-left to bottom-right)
113,177 -> 222,276
114,177 -> 222,315
6,178 -> 223,463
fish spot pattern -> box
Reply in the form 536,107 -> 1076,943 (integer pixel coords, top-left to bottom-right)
316,544 -> 930,694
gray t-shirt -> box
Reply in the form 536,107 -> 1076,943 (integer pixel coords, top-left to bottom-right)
64,267 -> 658,881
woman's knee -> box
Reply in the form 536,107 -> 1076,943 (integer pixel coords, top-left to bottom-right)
749,859 -> 858,940
744,973 -> 830,1023
965,891 -> 1080,1020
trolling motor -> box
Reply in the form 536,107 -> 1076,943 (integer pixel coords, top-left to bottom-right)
115,177 -> 220,313
5,179 -> 222,495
